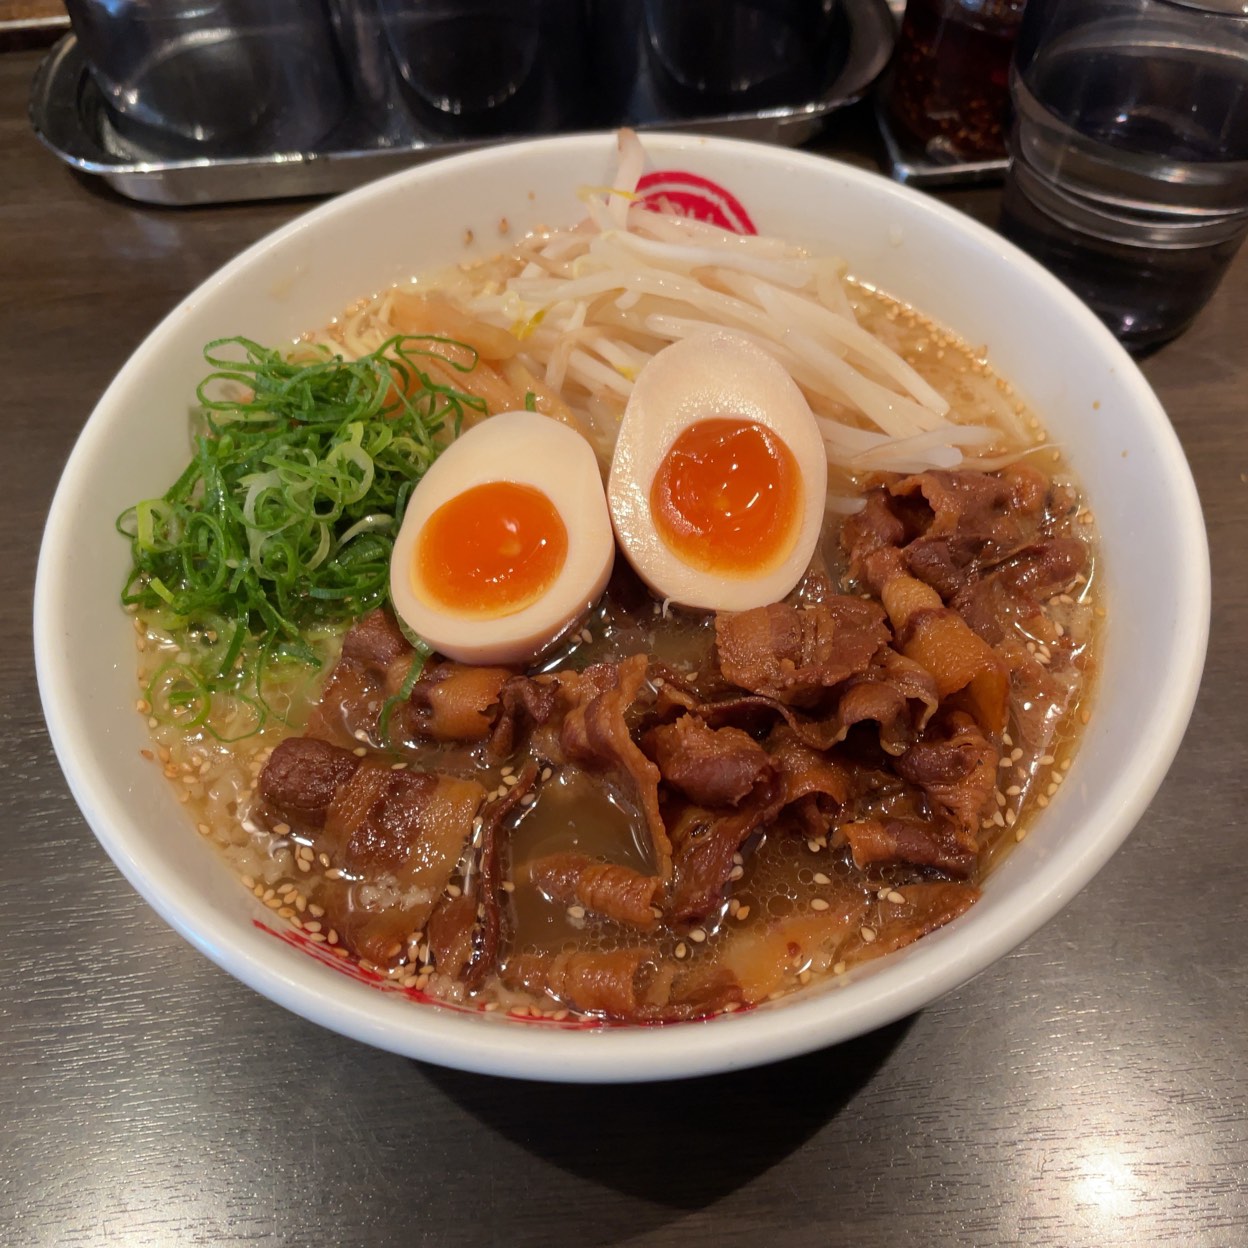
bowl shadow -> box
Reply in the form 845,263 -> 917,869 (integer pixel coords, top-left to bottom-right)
418,1014 -> 912,1210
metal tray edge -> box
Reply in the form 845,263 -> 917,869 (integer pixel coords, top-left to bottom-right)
29,0 -> 895,207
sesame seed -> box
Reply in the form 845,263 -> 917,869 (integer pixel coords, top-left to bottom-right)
728,865 -> 744,882
675,942 -> 688,959
520,792 -> 536,806
540,767 -> 553,781
567,904 -> 586,920
272,822 -> 291,836
813,872 -> 831,885
1005,785 -> 1022,797
1038,795 -> 1049,808
833,961 -> 847,975
352,746 -> 367,757
810,898 -> 830,912
1039,754 -> 1055,766
304,921 -> 322,934
735,905 -> 750,921
500,765 -> 514,777
995,790 -> 1007,807
860,926 -> 877,943
886,890 -> 905,904
446,883 -> 462,899
993,811 -> 1006,827
501,880 -> 515,893
1061,757 -> 1073,771
1010,748 -> 1023,761
1006,809 -> 1017,826
799,970 -> 813,985
689,927 -> 707,943
806,839 -> 821,853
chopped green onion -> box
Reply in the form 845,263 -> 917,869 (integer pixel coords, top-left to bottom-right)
119,334 -> 476,734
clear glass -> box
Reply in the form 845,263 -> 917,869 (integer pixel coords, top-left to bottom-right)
1000,0 -> 1248,349
64,0 -> 348,158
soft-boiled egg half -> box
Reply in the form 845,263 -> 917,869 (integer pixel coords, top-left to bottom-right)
607,330 -> 828,612
389,411 -> 614,666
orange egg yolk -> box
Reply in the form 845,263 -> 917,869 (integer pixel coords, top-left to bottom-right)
415,480 -> 567,617
650,418 -> 802,575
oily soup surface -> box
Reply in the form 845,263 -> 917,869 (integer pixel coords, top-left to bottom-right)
128,243 -> 1099,1024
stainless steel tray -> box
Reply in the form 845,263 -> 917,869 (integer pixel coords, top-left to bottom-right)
29,2 -> 895,208
874,96 -> 1009,188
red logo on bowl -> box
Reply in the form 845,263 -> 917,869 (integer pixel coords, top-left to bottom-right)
635,171 -> 757,235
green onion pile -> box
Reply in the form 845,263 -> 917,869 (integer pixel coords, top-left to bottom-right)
119,334 -> 483,735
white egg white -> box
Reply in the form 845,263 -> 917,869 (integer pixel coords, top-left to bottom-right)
607,330 -> 829,612
389,410 -> 614,666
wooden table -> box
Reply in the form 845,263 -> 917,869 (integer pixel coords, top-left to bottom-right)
3,46 -> 1245,1247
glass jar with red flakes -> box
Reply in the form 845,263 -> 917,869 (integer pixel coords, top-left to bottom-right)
886,0 -> 1027,162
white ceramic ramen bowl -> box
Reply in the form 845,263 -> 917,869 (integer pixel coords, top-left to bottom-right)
35,133 -> 1209,1082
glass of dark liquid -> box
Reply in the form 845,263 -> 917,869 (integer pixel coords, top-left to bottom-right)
999,0 -> 1248,351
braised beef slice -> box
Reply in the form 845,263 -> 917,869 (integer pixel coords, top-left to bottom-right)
952,538 -> 1088,645
891,465 -> 1048,553
526,852 -> 662,930
259,736 -> 362,828
844,467 -> 1075,613
766,724 -> 851,838
838,817 -> 977,877
505,948 -> 672,1020
257,740 -> 486,965
558,655 -> 672,879
834,648 -> 940,756
666,778 -> 785,923
341,607 -> 412,673
488,673 -> 561,760
427,762 -> 537,989
404,661 -> 512,743
646,715 -> 775,808
896,711 -> 998,847
841,489 -> 907,583
715,598 -> 889,707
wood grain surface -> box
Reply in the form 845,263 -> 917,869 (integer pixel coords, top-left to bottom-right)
3,47 -> 1246,1248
